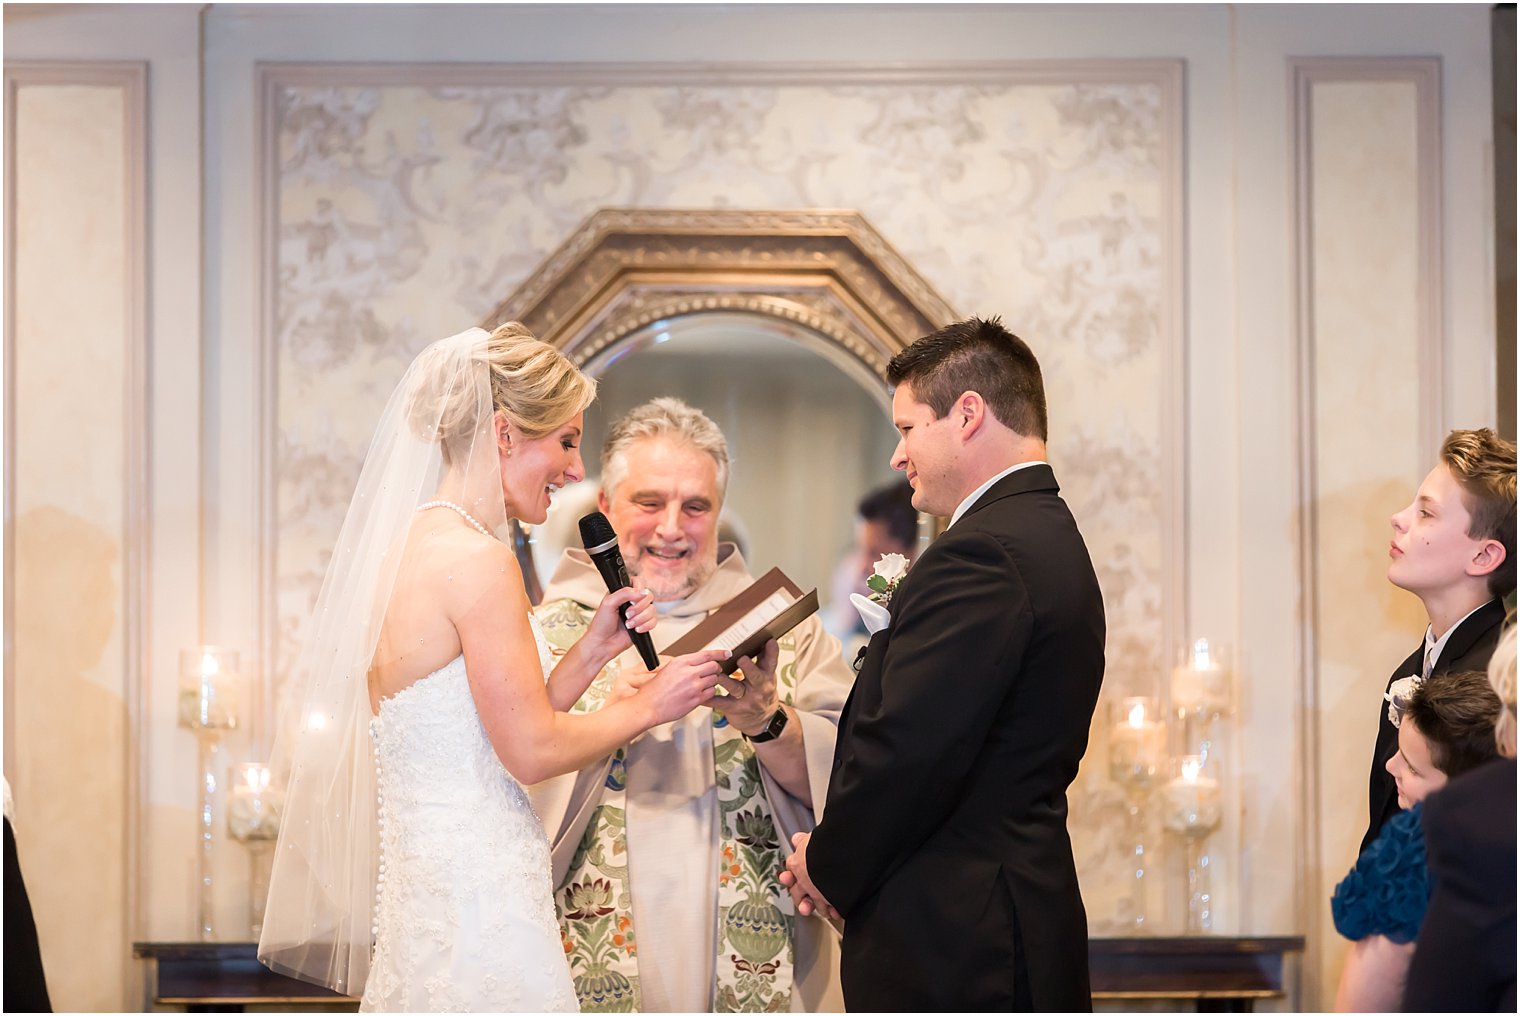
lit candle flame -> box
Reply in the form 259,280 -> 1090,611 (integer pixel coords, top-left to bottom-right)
307,711 -> 327,732
241,765 -> 269,792
201,651 -> 220,678
1127,702 -> 1146,728
1191,638 -> 1212,670
1181,758 -> 1202,783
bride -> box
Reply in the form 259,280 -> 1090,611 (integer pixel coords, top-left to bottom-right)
258,324 -> 728,1011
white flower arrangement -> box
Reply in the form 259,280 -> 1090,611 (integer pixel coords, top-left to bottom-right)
1384,674 -> 1422,727
865,552 -> 910,608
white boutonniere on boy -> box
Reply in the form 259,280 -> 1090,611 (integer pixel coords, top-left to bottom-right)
1384,674 -> 1422,727
850,552 -> 910,636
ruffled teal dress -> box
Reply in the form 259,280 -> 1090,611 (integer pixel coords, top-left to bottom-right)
1332,803 -> 1431,944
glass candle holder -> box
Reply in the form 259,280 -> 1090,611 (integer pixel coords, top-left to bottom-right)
178,647 -> 241,731
1162,756 -> 1222,835
1170,638 -> 1231,719
228,763 -> 283,843
179,646 -> 241,940
228,764 -> 283,938
1163,755 -> 1223,933
1107,697 -> 1163,931
1108,697 -> 1165,788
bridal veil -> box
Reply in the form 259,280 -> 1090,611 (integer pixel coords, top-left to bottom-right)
258,327 -> 507,993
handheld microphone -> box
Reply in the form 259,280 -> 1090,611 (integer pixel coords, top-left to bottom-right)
578,511 -> 661,670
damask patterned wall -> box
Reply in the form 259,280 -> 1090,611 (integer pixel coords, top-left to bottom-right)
271,69 -> 1177,929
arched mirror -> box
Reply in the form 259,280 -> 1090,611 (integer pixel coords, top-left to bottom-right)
527,310 -> 902,643
488,208 -> 957,652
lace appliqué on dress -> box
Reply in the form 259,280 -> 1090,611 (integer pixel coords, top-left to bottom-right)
361,618 -> 577,1012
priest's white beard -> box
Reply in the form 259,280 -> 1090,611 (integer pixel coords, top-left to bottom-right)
629,549 -> 717,603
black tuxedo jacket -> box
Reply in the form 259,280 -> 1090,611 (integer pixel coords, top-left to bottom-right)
807,464 -> 1106,1012
1404,758 -> 1517,1012
1359,598 -> 1506,855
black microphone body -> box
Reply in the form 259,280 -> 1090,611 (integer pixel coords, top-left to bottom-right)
578,511 -> 661,670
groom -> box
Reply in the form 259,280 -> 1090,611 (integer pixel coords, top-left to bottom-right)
782,317 -> 1106,1011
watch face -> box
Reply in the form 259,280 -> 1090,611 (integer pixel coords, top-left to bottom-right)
750,706 -> 787,741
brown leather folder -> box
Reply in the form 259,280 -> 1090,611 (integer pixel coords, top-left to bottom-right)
663,566 -> 819,674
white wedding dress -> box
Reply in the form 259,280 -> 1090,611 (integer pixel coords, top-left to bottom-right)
361,615 -> 579,1012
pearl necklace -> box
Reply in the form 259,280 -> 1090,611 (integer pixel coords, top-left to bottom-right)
416,500 -> 492,537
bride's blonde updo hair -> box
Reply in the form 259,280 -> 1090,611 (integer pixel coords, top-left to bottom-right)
481,322 -> 597,438
410,322 -> 596,461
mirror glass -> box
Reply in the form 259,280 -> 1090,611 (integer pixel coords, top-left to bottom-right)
529,311 -> 905,650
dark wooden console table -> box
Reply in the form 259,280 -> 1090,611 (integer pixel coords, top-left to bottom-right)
133,942 -> 357,1011
1091,935 -> 1305,1011
136,935 -> 1303,1012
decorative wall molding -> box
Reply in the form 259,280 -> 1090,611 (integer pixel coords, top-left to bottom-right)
257,58 -> 1190,89
1157,59 -> 1187,688
1291,57 -> 1443,455
1289,55 -> 1442,1005
2,57 -> 150,997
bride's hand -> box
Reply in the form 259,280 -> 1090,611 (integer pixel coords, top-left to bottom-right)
584,586 -> 656,662
606,665 -> 653,706
638,650 -> 728,726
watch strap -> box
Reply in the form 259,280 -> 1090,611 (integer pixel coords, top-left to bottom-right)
745,705 -> 789,743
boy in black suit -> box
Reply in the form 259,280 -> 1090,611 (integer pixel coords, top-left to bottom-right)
1361,428 -> 1515,854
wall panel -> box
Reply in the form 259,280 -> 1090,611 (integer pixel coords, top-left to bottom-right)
4,63 -> 146,1012
1294,59 -> 1440,1007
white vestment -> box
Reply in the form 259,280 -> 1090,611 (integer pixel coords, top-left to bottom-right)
530,545 -> 850,1012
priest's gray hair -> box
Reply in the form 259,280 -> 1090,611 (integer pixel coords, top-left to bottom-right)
601,397 -> 730,502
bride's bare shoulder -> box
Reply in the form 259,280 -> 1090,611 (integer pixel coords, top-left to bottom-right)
412,528 -> 524,604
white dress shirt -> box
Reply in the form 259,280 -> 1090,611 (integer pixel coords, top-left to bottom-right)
948,460 -> 1048,529
1423,599 -> 1495,676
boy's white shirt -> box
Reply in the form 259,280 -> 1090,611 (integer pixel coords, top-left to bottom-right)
1424,598 -> 1495,673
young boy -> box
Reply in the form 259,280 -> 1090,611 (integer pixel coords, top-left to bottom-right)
1361,428 -> 1517,855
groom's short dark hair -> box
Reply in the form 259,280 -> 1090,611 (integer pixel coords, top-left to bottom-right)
887,317 -> 1048,441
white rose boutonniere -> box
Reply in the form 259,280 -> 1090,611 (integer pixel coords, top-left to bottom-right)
1385,675 -> 1422,727
866,552 -> 910,608
850,553 -> 910,636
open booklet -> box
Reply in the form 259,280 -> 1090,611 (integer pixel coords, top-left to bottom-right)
663,566 -> 820,675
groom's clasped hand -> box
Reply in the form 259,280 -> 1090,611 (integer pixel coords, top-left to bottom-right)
780,831 -> 839,922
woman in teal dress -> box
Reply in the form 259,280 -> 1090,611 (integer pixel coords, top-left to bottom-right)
1331,669 -> 1503,1011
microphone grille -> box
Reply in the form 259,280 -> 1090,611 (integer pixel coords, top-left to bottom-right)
578,510 -> 617,548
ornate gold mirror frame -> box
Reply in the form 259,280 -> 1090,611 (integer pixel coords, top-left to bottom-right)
485,208 -> 959,597
485,208 -> 958,378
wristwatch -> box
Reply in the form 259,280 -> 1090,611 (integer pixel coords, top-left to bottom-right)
744,706 -> 789,743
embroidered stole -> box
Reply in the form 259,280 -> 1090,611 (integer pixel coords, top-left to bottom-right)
536,597 -> 797,1012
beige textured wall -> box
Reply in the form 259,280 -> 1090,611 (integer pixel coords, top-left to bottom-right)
10,81 -> 130,1012
1306,76 -> 1433,1005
